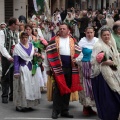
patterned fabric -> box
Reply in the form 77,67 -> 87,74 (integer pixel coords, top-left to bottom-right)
81,62 -> 93,98
32,40 -> 44,75
78,61 -> 95,106
3,28 -> 18,55
46,36 -> 83,95
13,43 -> 41,107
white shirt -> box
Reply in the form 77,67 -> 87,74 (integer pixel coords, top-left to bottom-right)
0,30 -> 11,59
43,37 -> 71,71
59,37 -> 70,55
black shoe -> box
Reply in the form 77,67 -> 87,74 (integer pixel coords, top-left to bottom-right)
61,112 -> 74,118
16,106 -> 27,112
9,97 -> 13,101
27,107 -> 34,111
2,98 -> 8,104
52,111 -> 58,119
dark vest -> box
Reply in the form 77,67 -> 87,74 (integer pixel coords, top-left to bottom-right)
3,28 -> 18,55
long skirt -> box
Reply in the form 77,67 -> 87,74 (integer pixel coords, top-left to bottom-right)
78,61 -> 95,106
13,66 -> 41,108
91,73 -> 120,120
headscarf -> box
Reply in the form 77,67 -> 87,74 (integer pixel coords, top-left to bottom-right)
65,12 -> 74,21
106,14 -> 114,29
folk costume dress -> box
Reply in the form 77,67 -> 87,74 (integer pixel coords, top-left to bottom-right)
32,38 -> 48,87
13,43 -> 41,108
78,37 -> 98,106
91,30 -> 120,120
64,12 -> 75,28
52,14 -> 60,34
28,35 -> 45,87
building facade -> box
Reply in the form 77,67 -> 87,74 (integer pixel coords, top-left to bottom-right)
0,0 -> 28,23
50,0 -> 65,14
0,0 -> 119,23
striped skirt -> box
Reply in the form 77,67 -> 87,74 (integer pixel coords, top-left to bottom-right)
78,61 -> 95,106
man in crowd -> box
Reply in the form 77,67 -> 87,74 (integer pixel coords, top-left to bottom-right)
74,10 -> 89,40
44,23 -> 83,119
0,17 -> 19,103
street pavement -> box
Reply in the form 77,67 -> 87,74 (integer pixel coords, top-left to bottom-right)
0,89 -> 101,120
0,87 -> 120,120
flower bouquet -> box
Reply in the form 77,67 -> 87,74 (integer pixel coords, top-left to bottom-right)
32,52 -> 44,75
96,51 -> 117,71
32,41 -> 45,76
40,37 -> 48,46
96,51 -> 107,63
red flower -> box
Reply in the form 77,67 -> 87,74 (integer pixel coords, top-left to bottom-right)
96,51 -> 117,71
96,51 -> 107,63
40,38 -> 48,46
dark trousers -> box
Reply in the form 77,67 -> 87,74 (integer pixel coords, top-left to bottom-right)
53,67 -> 72,114
1,56 -> 13,99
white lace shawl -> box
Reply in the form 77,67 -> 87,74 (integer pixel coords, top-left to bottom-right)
91,34 -> 120,94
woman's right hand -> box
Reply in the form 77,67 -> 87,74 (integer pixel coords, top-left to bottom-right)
14,74 -> 20,78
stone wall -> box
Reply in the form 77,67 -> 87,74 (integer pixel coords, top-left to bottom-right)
0,0 -> 4,23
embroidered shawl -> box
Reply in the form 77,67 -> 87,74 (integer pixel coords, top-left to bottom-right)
46,36 -> 83,96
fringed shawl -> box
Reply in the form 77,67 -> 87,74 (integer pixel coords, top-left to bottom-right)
46,36 -> 83,96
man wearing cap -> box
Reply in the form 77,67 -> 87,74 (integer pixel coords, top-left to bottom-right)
0,18 -> 19,103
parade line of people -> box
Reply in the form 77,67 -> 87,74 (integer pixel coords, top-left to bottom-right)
0,7 -> 120,120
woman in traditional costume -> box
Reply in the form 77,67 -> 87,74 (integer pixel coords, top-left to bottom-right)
25,24 -> 36,42
52,13 -> 60,35
106,14 -> 114,29
91,27 -> 120,120
13,32 -> 41,112
40,21 -> 49,41
77,27 -> 98,115
32,21 -> 44,39
64,12 -> 74,28
32,28 -> 48,89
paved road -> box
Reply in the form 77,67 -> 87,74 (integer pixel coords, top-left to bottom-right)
0,87 -> 119,120
0,89 -> 101,120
